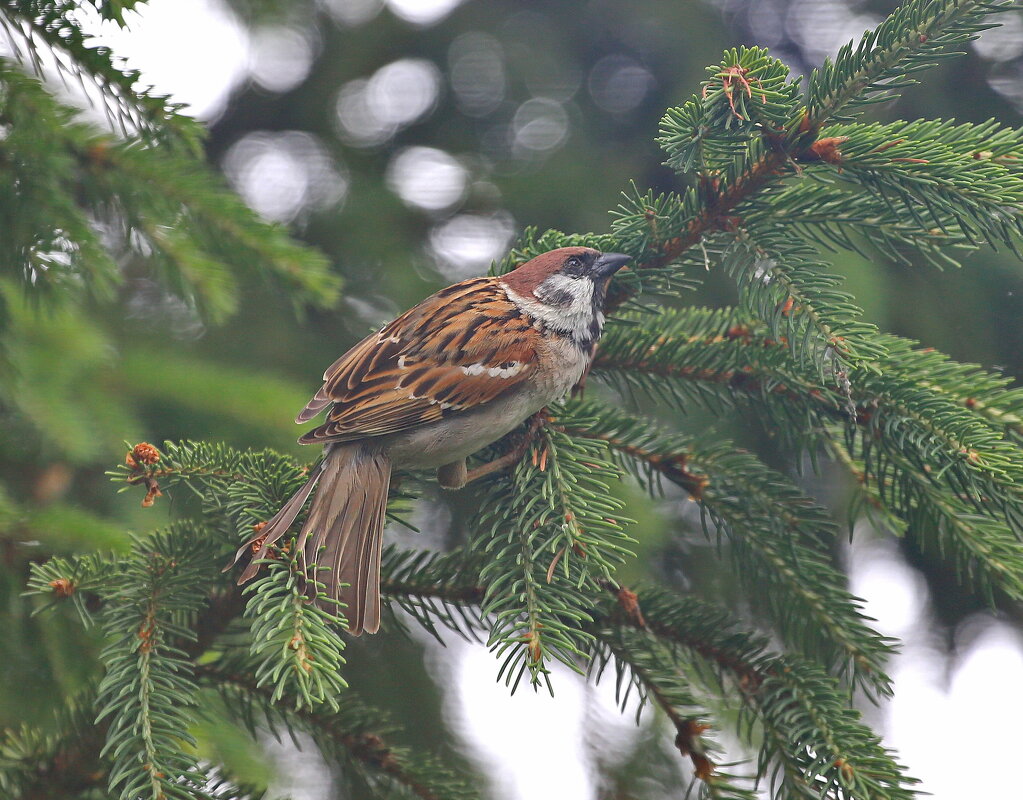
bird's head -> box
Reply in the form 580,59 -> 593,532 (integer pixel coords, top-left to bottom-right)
500,246 -> 632,345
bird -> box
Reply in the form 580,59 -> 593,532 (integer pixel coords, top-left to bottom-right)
229,246 -> 631,635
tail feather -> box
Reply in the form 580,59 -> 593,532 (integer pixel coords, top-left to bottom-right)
296,445 -> 391,635
229,445 -> 391,636
230,462 -> 324,583
332,483 -> 386,634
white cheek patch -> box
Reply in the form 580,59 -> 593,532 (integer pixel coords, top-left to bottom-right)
461,361 -> 526,379
502,279 -> 602,342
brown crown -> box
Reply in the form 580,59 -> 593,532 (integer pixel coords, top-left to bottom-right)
501,246 -> 601,296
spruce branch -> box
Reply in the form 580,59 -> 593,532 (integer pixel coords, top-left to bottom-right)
604,0 -> 1022,314
595,312 -> 1023,602
747,178 -> 974,270
602,586 -> 918,800
243,546 -> 349,712
94,522 -> 218,800
594,306 -> 838,430
721,226 -> 886,376
25,549 -> 119,624
855,439 -> 1023,602
608,149 -> 799,295
0,61 -> 121,301
199,662 -> 481,800
0,60 -> 338,322
371,573 -> 917,800
807,119 -> 1023,253
596,307 -> 1023,450
658,47 -> 801,174
0,688 -> 107,800
1,1 -> 205,152
807,0 -> 1018,124
595,626 -> 758,800
380,546 -> 486,642
557,402 -> 896,695
474,420 -> 633,691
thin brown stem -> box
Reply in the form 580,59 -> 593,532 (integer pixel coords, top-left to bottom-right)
463,410 -> 548,485
196,665 -> 453,800
604,145 -> 803,315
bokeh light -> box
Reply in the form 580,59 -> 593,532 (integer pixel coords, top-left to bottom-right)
973,12 -> 1023,62
319,0 -> 383,27
446,645 -> 597,800
223,131 -> 348,223
335,58 -> 442,146
848,537 -> 928,638
987,62 -> 1023,113
448,32 -> 507,117
77,0 -> 248,120
386,146 -> 469,212
248,25 -> 317,94
784,0 -> 882,67
512,98 -> 570,155
587,55 -> 654,114
850,533 -> 1023,800
385,0 -> 465,27
429,212 -> 516,279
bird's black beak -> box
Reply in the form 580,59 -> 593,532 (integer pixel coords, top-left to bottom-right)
592,252 -> 632,278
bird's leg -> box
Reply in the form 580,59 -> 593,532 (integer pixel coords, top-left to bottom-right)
437,459 -> 468,490
461,410 -> 547,486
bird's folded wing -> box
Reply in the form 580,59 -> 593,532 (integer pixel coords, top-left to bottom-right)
296,277 -> 539,443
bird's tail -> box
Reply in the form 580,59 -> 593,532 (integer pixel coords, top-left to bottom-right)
229,444 -> 391,635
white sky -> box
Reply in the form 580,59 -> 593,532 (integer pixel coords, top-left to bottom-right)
78,2 -> 1023,798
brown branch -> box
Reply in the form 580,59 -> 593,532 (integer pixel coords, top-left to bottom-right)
9,720 -> 107,800
563,423 -> 712,499
196,665 -> 453,800
598,582 -> 764,693
381,578 -> 485,606
592,344 -> 845,416
600,634 -> 717,785
604,133 -> 816,315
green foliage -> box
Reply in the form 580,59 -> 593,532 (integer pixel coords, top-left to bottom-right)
92,523 -> 215,799
720,229 -> 885,375
0,689 -> 103,798
814,118 -> 1023,253
659,47 -> 801,174
558,401 -> 895,695
475,422 -> 633,690
807,0 -> 1017,122
243,548 -> 349,711
1,0 -> 203,150
595,305 -> 1023,606
619,587 -> 918,800
7,1 -> 1023,799
0,54 -> 338,320
203,656 -> 483,800
745,178 -> 974,270
594,624 -> 759,800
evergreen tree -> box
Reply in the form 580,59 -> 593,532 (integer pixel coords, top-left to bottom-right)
3,1 -> 1023,799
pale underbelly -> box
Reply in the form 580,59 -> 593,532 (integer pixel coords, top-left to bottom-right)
379,387 -> 545,468
379,348 -> 588,468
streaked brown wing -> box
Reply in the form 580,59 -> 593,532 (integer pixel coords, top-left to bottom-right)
297,277 -> 538,444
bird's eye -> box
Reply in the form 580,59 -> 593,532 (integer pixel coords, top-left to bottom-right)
565,256 -> 583,268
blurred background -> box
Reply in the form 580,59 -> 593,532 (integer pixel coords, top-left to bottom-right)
3,1 -> 1023,798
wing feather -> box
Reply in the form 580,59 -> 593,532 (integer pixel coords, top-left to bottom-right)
297,277 -> 539,444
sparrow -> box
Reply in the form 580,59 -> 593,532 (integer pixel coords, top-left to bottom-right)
230,246 -> 631,634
